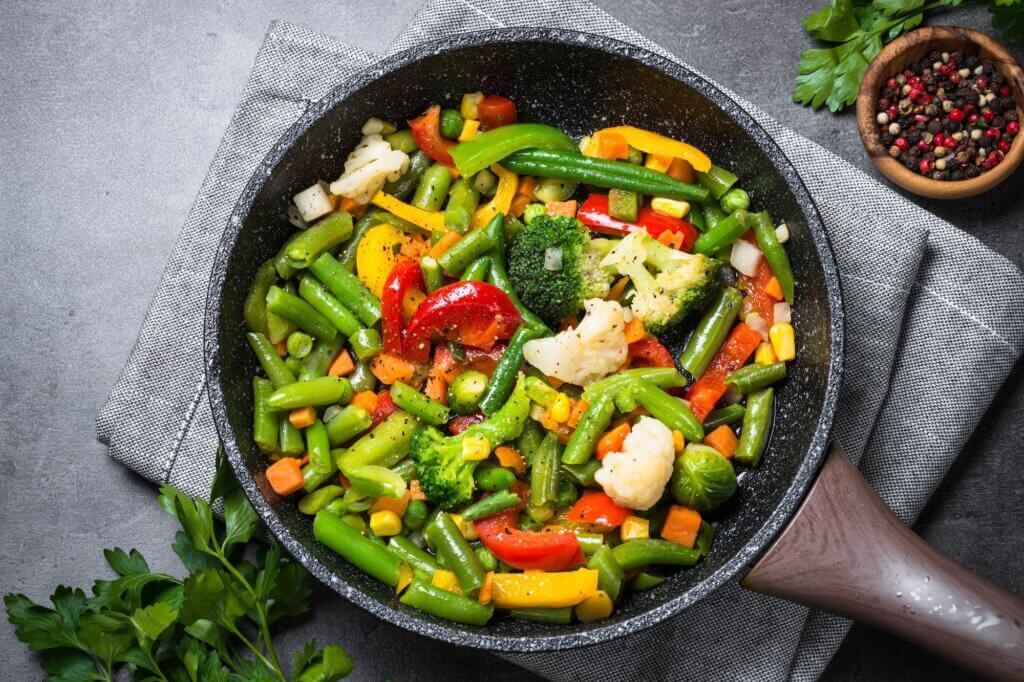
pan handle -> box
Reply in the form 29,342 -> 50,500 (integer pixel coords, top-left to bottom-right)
742,445 -> 1024,680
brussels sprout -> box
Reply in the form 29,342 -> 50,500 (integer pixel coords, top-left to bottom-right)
670,444 -> 737,512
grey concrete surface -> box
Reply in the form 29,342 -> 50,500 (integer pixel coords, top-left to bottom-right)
1,1 -> 1021,680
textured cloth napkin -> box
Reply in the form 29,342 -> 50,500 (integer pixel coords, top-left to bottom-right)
97,1 -> 1024,679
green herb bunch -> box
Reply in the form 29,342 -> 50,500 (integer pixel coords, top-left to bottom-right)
4,449 -> 353,682
794,0 -> 1024,112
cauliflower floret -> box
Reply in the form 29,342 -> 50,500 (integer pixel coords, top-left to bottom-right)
595,416 -> 675,510
522,298 -> 628,386
329,134 -> 409,204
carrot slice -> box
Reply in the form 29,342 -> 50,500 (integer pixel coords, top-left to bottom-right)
623,318 -> 646,344
350,390 -> 380,414
495,445 -> 525,475
597,131 -> 629,160
288,406 -> 316,429
328,349 -> 355,377
266,458 -> 305,496
661,505 -> 702,548
703,425 -> 738,459
596,423 -> 631,461
370,353 -> 419,385
428,231 -> 462,260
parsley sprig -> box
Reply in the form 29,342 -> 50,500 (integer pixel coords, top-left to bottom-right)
4,448 -> 353,682
794,0 -> 1024,112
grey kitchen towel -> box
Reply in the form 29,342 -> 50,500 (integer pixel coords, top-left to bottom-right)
96,1 -> 1024,679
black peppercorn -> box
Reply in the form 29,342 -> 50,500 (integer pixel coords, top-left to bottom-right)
983,63 -> 993,75
1006,110 -> 1018,122
991,115 -> 1006,130
927,119 -> 943,133
882,132 -> 895,146
998,97 -> 1016,112
992,71 -> 1005,86
944,119 -> 961,132
966,55 -> 979,68
907,130 -> 922,144
929,50 -> 941,62
952,170 -> 964,180
965,165 -> 982,178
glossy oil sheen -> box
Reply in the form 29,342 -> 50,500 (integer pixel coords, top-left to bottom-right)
204,29 -> 844,652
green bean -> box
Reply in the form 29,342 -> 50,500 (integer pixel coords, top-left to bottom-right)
244,259 -> 277,335
385,129 -> 417,154
531,432 -> 562,505
525,502 -> 554,525
411,164 -> 453,212
298,485 -> 344,514
508,607 -> 573,625
427,513 -> 485,593
391,458 -> 418,482
388,535 -> 438,575
339,512 -> 367,532
266,307 -> 295,344
247,332 -> 296,388
581,367 -> 685,401
339,486 -> 373,512
267,376 -> 351,409
735,387 -> 774,467
613,387 -> 638,414
252,377 -> 279,453
301,460 -> 335,493
575,532 -> 605,556
399,579 -> 493,626
484,214 -> 549,331
280,419 -> 305,456
286,331 -> 313,359
478,323 -> 546,415
696,164 -> 738,200
725,362 -> 787,393
515,419 -> 545,467
419,256 -> 445,293
561,459 -> 601,487
313,511 -> 406,587
447,370 -> 488,415
472,168 -> 498,197
628,572 -> 665,592
390,381 -> 449,426
337,411 -> 419,470
437,228 -> 495,277
688,205 -> 707,233
306,419 -> 333,474
473,464 -> 516,492
678,287 -> 743,380
553,478 -> 579,509
299,336 -> 343,382
630,379 -> 704,442
349,360 -> 377,392
266,285 -> 337,342
692,210 -> 749,256
459,255 -> 491,281
612,539 -> 701,570
475,545 -> 497,572
325,404 -> 372,447
281,211 -> 354,271
461,489 -> 519,521
720,187 -> 750,214
587,545 -> 625,601
444,178 -> 480,233
403,499 -> 429,531
751,211 -> 795,304
297,274 -> 362,338
439,108 -> 464,139
701,202 -> 727,231
309,253 -> 381,326
348,327 -> 382,361
695,520 -> 716,557
561,394 -> 615,465
284,357 -> 303,376
524,376 -> 559,407
344,464 -> 406,498
704,403 -> 746,431
384,150 -> 430,201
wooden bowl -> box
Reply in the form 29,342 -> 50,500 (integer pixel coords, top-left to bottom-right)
856,26 -> 1024,199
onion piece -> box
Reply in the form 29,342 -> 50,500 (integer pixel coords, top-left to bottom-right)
745,311 -> 770,341
544,246 -> 563,271
775,223 -> 790,244
730,239 -> 762,277
293,181 -> 334,222
773,301 -> 792,324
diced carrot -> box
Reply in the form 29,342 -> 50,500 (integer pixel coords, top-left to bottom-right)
428,231 -> 462,260
657,230 -> 676,246
399,234 -> 428,260
567,399 -> 588,428
288,406 -> 316,429
424,368 -> 448,404
402,289 -> 426,320
370,352 -> 418,385
478,571 -> 494,604
350,390 -> 380,414
597,131 -> 629,160
265,458 -> 305,496
495,445 -> 526,475
545,374 -> 565,389
509,193 -> 531,217
667,158 -> 695,183
371,491 -> 411,517
545,200 -> 577,217
408,479 -> 427,501
273,340 -> 288,356
328,350 -> 355,377
596,423 -> 631,461
538,410 -> 572,443
623,318 -> 646,344
764,276 -> 784,301
661,505 -> 702,548
670,231 -> 685,250
515,176 -> 536,200
606,276 -> 629,302
339,196 -> 367,217
704,425 -> 738,459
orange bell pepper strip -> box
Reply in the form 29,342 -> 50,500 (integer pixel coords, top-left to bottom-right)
685,323 -> 762,422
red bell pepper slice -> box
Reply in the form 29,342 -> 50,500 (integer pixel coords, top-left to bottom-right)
448,413 -> 486,435
577,194 -> 698,250
433,342 -> 506,383
403,281 -> 522,363
628,337 -> 675,368
370,390 -> 398,426
474,484 -> 585,571
409,104 -> 455,166
477,95 -> 517,131
685,322 -> 763,422
381,261 -> 425,355
740,256 -> 776,325
566,491 -> 631,529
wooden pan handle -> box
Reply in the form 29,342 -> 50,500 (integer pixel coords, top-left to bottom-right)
743,446 -> 1024,680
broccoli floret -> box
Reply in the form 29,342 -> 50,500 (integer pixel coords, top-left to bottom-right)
507,214 -> 615,326
410,425 -> 478,511
601,230 -> 721,334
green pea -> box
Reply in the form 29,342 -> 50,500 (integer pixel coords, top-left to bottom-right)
553,478 -> 579,509
720,187 -> 750,213
447,370 -> 489,415
440,108 -> 465,139
286,331 -> 314,359
404,499 -> 429,531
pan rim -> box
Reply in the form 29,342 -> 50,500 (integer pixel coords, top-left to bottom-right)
204,26 -> 844,652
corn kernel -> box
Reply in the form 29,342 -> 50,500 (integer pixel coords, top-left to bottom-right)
769,322 -> 796,362
460,92 -> 484,120
650,197 -> 691,219
644,153 -> 673,173
621,516 -> 650,541
462,436 -> 491,461
395,562 -> 413,594
449,513 -> 479,541
671,430 -> 685,453
369,510 -> 402,537
458,119 -> 480,142
549,393 -> 572,423
754,342 -> 777,365
574,590 -> 614,622
431,569 -> 461,593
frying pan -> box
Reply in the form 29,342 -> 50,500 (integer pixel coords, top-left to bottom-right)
204,28 -> 1024,678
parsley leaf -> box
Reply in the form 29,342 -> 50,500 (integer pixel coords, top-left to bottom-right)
223,487 -> 260,551
290,643 -> 355,682
103,548 -> 150,577
803,0 -> 860,41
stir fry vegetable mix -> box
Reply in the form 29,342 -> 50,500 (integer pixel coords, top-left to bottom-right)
244,93 -> 797,626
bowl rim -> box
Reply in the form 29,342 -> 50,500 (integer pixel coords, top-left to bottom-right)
204,26 -> 844,652
855,25 -> 1024,199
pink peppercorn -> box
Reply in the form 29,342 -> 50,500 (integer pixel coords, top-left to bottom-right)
948,108 -> 965,123
895,137 -> 910,151
919,158 -> 934,175
888,105 -> 899,119
1007,121 -> 1020,137
998,139 -> 1011,153
986,127 -> 1002,141
964,103 -> 977,114
1000,85 -> 1012,97
887,77 -> 898,90
949,72 -> 961,84
968,113 -> 980,124
982,108 -> 996,122
976,76 -> 988,89
916,139 -> 931,152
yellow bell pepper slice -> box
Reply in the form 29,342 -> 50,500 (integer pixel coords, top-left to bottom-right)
356,223 -> 403,298
370,191 -> 446,233
472,164 -> 518,228
594,125 -> 712,173
490,568 -> 599,609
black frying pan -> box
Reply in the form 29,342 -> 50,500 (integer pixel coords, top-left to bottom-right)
204,29 -> 1024,677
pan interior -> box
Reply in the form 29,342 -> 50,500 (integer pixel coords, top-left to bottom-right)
207,30 -> 840,651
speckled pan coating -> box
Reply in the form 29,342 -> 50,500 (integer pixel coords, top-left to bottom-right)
204,28 -> 844,652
